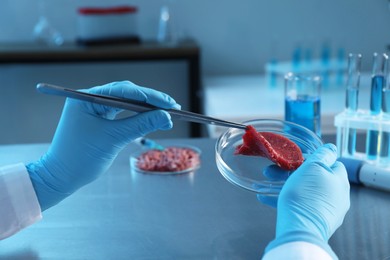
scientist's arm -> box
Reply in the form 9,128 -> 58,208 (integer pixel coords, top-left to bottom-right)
0,163 -> 42,240
262,144 -> 350,260
0,81 -> 179,239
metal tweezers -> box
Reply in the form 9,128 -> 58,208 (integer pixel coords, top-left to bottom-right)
36,83 -> 247,130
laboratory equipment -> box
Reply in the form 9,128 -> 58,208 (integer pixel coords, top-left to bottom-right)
335,111 -> 390,165
267,39 -> 280,88
345,54 -> 362,113
157,0 -> 179,44
338,157 -> 390,192
215,119 -> 323,195
284,73 -> 322,137
336,48 -> 347,86
267,58 -> 278,88
367,53 -> 389,159
137,138 -> 165,151
320,42 -> 331,88
36,83 -> 247,130
381,76 -> 390,159
28,80 -> 179,210
345,53 -> 362,155
77,6 -> 140,46
334,53 -> 390,166
265,42 -> 347,89
292,44 -> 302,70
33,0 -> 64,46
157,6 -> 173,43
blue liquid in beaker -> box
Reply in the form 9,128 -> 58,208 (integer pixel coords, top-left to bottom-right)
285,95 -> 321,137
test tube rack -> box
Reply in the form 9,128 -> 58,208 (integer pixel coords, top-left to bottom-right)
334,110 -> 390,167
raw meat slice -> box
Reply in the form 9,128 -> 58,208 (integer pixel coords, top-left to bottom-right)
137,147 -> 200,172
234,125 -> 303,170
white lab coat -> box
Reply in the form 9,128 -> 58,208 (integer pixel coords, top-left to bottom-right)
0,164 -> 334,259
0,163 -> 42,240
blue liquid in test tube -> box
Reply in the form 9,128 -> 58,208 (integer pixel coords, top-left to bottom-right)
370,75 -> 384,114
380,81 -> 390,161
366,75 -> 383,158
345,53 -> 362,156
366,53 -> 388,160
346,88 -> 359,154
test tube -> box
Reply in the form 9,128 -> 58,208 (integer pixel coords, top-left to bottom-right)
320,42 -> 331,88
380,71 -> 390,161
345,53 -> 362,155
336,48 -> 346,86
366,53 -> 389,160
268,39 -> 279,88
292,44 -> 302,71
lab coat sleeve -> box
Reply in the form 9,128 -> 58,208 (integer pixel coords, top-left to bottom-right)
262,241 -> 336,260
0,163 -> 42,240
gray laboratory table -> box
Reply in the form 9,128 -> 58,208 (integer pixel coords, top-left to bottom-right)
0,138 -> 390,260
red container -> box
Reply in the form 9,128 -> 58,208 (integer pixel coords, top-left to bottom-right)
77,6 -> 140,45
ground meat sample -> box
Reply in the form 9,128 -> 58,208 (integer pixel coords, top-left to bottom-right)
235,125 -> 304,170
136,147 -> 200,172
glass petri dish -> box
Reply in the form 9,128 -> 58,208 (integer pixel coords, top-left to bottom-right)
215,119 -> 323,195
130,145 -> 201,175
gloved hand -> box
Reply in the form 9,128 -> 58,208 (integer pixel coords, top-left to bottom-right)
264,143 -> 350,256
27,81 -> 180,211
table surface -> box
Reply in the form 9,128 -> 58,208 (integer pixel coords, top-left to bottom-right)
0,138 -> 390,260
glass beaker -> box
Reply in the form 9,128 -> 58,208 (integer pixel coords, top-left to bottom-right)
284,73 -> 322,137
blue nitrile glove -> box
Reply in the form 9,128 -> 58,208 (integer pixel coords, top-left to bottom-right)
264,143 -> 350,257
26,81 -> 180,211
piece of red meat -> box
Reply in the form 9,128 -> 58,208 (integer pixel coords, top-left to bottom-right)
234,125 -> 304,170
137,147 -> 200,172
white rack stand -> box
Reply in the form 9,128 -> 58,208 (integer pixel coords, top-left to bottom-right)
334,110 -> 390,167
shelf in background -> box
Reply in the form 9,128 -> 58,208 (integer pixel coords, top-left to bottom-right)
0,40 -> 203,138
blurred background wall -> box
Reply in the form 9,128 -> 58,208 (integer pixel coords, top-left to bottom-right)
2,0 -> 390,74
1,0 -> 390,143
